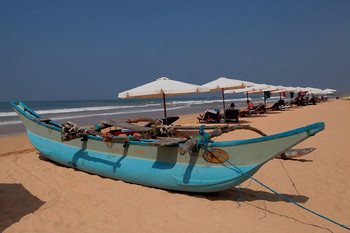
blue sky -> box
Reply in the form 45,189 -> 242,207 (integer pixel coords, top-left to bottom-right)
1,0 -> 349,101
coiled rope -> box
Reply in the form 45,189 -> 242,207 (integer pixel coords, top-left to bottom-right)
208,148 -> 350,231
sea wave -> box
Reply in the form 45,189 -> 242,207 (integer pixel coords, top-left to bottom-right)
0,120 -> 22,126
0,103 -> 161,117
0,105 -> 188,126
51,105 -> 188,121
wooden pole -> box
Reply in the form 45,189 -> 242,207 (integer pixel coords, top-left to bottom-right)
222,88 -> 226,122
246,92 -> 249,107
163,92 -> 167,118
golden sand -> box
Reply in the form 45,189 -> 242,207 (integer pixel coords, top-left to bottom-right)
1,100 -> 349,232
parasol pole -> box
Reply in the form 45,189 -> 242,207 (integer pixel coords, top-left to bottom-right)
162,92 -> 167,118
246,92 -> 249,108
222,88 -> 226,122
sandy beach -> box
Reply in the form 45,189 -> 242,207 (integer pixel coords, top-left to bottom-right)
0,100 -> 349,232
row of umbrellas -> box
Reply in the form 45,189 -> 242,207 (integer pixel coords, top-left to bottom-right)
118,77 -> 337,118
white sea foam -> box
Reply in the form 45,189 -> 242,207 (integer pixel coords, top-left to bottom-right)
0,105 -> 189,126
0,103 -> 160,117
50,105 -> 188,121
0,120 -> 22,126
0,112 -> 17,117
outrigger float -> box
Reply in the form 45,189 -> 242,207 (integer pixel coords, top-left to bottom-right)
11,101 -> 324,192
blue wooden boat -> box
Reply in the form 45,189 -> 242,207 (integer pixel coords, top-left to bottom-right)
11,101 -> 325,193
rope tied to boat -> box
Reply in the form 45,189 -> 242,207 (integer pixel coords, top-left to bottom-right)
195,125 -> 213,152
206,148 -> 350,231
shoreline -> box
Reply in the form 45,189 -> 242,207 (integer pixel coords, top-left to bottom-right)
1,99 -> 349,232
0,96 -> 322,137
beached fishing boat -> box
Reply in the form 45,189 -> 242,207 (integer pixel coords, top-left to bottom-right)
11,101 -> 324,193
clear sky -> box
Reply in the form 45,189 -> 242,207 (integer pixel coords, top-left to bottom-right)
1,0 -> 349,101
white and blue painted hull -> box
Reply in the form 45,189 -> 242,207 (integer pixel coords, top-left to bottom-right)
12,101 -> 325,192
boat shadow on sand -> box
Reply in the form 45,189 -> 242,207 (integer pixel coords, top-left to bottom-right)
183,187 -> 309,203
0,183 -> 46,232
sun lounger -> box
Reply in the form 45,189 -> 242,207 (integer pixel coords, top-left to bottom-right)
157,116 -> 179,125
224,109 -> 239,122
197,109 -> 221,123
239,103 -> 266,117
292,96 -> 307,106
266,102 -> 280,111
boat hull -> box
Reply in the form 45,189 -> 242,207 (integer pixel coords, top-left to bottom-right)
12,101 -> 325,192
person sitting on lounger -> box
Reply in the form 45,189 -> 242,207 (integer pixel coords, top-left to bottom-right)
310,96 -> 316,105
197,109 -> 221,123
246,100 -> 254,109
239,100 -> 266,117
225,103 -> 240,122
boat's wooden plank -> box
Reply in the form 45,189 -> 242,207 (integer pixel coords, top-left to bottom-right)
148,138 -> 187,146
101,119 -> 151,132
122,117 -> 158,124
173,125 -> 229,130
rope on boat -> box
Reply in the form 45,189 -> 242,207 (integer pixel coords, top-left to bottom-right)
208,148 -> 350,231
195,125 -> 213,151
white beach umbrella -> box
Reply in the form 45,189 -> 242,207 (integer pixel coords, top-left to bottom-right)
270,86 -> 298,102
319,90 -> 330,95
254,85 -> 282,104
295,87 -> 309,93
201,77 -> 254,119
323,88 -> 337,93
270,86 -> 287,94
260,85 -> 280,93
225,83 -> 276,106
305,87 -> 323,95
273,86 -> 298,103
201,77 -> 254,92
270,86 -> 288,100
284,86 -> 298,93
270,86 -> 299,94
225,83 -> 269,95
118,77 -> 207,117
225,87 -> 254,94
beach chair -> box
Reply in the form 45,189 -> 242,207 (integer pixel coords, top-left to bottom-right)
197,109 -> 221,123
266,102 -> 280,111
252,103 -> 266,114
224,109 -> 239,122
157,116 -> 179,125
310,96 -> 317,105
239,103 -> 266,117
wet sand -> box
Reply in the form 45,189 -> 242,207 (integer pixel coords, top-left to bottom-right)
0,100 -> 349,232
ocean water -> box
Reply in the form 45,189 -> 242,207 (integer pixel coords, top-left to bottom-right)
0,95 -> 286,136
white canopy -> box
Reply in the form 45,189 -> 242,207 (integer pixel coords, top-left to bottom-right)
118,77 -> 207,99
284,86 -> 298,93
201,77 -> 254,92
305,87 -> 323,95
201,77 -> 254,120
270,86 -> 297,94
224,83 -> 269,94
295,87 -> 309,93
323,88 -> 337,93
118,77 -> 207,117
